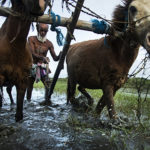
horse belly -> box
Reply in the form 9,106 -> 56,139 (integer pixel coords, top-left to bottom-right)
78,78 -> 102,89
75,67 -> 102,89
67,53 -> 102,89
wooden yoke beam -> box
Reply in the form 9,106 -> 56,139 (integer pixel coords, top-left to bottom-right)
0,6 -> 96,33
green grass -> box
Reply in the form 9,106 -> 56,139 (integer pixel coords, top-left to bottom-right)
34,78 -> 150,118
33,78 -> 67,93
34,78 -> 150,146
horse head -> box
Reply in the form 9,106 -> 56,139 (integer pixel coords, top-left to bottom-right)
112,0 -> 150,54
21,0 -> 48,16
1,0 -> 49,16
128,0 -> 150,53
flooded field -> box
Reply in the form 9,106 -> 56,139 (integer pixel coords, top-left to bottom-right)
0,87 -> 150,150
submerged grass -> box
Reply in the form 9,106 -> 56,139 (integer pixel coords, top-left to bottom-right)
34,78 -> 150,128
33,78 -> 150,116
33,78 -> 150,149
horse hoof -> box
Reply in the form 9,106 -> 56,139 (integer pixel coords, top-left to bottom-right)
15,114 -> 23,122
88,98 -> 94,106
71,100 -> 79,107
39,100 -> 52,106
27,99 -> 31,102
95,106 -> 101,115
11,102 -> 15,105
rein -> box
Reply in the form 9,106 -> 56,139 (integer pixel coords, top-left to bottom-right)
126,12 -> 150,32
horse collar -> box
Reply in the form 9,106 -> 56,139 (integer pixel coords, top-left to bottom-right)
104,36 -> 110,48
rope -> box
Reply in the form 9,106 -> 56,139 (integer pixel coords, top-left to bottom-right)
50,11 -> 65,46
91,19 -> 110,34
66,0 -> 150,28
128,55 -> 149,78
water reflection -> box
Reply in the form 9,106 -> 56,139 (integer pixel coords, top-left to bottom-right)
0,88 -> 150,150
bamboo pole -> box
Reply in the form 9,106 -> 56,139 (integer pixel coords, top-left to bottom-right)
47,0 -> 85,103
37,15 -> 93,32
0,6 -> 124,38
0,6 -> 94,33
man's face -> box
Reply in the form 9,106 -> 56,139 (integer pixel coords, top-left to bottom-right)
38,24 -> 48,37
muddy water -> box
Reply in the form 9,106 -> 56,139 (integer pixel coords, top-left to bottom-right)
0,88 -> 150,150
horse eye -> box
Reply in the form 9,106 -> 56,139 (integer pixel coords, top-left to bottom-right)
129,6 -> 137,15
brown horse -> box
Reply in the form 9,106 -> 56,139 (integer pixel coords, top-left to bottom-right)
66,0 -> 150,120
0,0 -> 47,121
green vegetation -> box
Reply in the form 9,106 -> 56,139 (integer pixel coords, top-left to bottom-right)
34,77 -> 150,89
34,78 -> 150,148
123,77 -> 150,92
33,78 -> 67,93
33,77 -> 150,118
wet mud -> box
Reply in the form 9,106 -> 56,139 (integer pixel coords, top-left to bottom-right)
0,88 -> 150,150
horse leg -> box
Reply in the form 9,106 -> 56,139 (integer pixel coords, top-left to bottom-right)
96,95 -> 106,115
96,85 -> 117,119
6,85 -> 14,105
103,85 -> 116,119
15,83 -> 26,122
26,77 -> 35,102
78,85 -> 94,105
67,77 -> 76,105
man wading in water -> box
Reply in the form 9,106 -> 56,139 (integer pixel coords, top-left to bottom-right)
27,23 -> 61,105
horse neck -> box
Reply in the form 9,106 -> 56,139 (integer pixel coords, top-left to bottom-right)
122,34 -> 140,65
5,15 -> 31,48
110,34 -> 140,67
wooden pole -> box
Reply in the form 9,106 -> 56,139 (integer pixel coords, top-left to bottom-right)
0,6 -> 123,37
47,0 -> 85,101
0,6 -> 94,33
37,15 -> 93,32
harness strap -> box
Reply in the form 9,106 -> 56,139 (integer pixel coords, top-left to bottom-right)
91,19 -> 110,34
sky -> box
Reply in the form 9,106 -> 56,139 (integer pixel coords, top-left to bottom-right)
0,0 -> 149,78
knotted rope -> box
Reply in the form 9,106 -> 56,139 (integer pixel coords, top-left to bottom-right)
91,19 -> 110,34
50,11 -> 65,46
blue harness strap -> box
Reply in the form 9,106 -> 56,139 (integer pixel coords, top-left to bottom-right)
50,11 -> 65,46
91,19 -> 110,48
104,36 -> 110,48
91,19 -> 110,34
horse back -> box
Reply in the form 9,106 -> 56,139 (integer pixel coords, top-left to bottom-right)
66,37 -> 128,89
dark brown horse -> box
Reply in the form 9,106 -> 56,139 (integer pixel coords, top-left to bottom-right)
66,0 -> 150,120
0,0 -> 47,121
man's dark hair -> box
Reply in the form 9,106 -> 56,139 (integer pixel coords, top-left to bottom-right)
36,23 -> 49,33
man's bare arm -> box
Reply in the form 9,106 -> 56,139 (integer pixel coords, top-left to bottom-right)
48,41 -> 60,61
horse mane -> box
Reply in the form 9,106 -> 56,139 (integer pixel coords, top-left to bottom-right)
1,0 -> 26,13
112,0 -> 133,32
